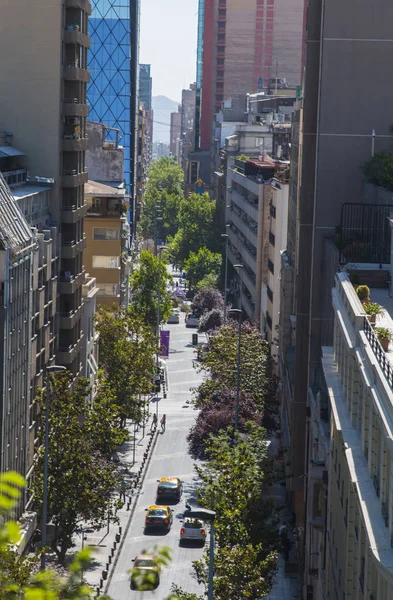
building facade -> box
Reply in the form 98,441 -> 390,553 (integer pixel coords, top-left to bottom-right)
84,180 -> 128,306
307,271 -> 393,599
88,0 -> 140,234
170,108 -> 181,160
196,0 -> 305,153
280,0 -> 393,533
0,0 -> 90,381
139,64 -> 152,110
180,84 -> 196,172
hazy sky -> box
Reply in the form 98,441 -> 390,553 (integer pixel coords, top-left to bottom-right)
140,0 -> 199,102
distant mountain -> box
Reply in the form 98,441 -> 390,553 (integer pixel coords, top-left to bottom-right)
152,95 -> 180,145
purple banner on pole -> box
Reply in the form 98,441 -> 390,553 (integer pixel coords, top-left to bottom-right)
160,330 -> 170,357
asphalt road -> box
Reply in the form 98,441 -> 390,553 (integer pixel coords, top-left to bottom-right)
107,317 -> 206,599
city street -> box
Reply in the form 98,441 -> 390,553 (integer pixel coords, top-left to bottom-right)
107,315 -> 206,599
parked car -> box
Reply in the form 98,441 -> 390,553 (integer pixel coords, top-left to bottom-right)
131,554 -> 160,589
185,313 -> 199,328
144,505 -> 173,532
180,518 -> 206,545
156,477 -> 183,502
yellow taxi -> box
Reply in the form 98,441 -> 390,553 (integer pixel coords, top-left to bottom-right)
144,505 -> 173,531
156,477 -> 183,502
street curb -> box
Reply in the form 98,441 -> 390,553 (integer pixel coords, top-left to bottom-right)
103,428 -> 160,595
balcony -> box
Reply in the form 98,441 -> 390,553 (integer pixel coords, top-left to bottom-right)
62,136 -> 89,152
63,99 -> 89,117
86,198 -> 125,218
62,170 -> 88,187
58,270 -> 85,294
63,64 -> 90,83
57,333 -> 84,365
231,189 -> 259,220
65,0 -> 92,13
61,235 -> 86,259
61,202 -> 88,223
59,304 -> 83,330
64,28 -> 90,48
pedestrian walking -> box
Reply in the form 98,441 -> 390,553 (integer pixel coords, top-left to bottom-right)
151,413 -> 158,430
160,414 -> 166,432
282,536 -> 292,562
120,480 -> 127,503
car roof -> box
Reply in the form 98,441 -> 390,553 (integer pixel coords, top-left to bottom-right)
148,504 -> 168,510
159,476 -> 179,483
135,554 -> 154,561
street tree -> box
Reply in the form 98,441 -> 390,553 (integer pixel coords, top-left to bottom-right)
194,543 -> 277,600
191,287 -> 224,318
97,304 -> 157,422
168,193 -> 217,266
129,250 -> 173,329
32,374 -> 118,564
184,247 -> 222,291
196,321 -> 273,409
140,157 -> 184,239
187,387 -> 261,458
198,308 -> 224,334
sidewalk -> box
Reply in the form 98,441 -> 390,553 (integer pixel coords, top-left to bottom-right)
72,412 -> 160,594
265,433 -> 302,600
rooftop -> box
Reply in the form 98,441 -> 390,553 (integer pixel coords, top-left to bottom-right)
12,184 -> 53,200
85,180 -> 125,198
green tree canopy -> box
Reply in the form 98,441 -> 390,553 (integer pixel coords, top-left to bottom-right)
129,250 -> 173,328
97,303 -> 157,420
140,157 -> 184,239
32,375 -> 119,564
168,193 -> 217,267
184,247 -> 222,291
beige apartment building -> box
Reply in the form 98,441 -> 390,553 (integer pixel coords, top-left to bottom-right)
0,0 -> 91,377
84,181 -> 128,306
308,271 -> 393,599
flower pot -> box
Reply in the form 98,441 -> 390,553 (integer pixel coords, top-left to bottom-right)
369,315 -> 376,325
380,338 -> 390,352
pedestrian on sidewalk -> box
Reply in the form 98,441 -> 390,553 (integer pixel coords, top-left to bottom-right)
151,413 -> 158,430
120,480 -> 127,503
282,536 -> 292,562
160,414 -> 166,432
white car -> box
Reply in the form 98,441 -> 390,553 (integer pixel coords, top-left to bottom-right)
180,518 -> 206,545
185,313 -> 199,328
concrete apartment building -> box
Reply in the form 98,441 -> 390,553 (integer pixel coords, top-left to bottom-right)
0,139 -> 61,515
276,0 -> 393,592
84,180 -> 128,306
0,0 -> 91,379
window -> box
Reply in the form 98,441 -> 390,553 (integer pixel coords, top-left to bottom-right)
97,284 -> 120,297
93,227 -> 120,241
92,255 -> 120,269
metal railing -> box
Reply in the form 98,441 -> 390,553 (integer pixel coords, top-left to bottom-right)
363,317 -> 393,389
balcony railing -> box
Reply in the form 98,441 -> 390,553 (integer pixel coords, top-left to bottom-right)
363,316 -> 393,390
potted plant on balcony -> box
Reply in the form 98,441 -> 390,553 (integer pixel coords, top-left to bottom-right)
356,285 -> 370,304
374,326 -> 392,352
364,302 -> 384,324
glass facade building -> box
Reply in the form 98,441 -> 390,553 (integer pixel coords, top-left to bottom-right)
139,64 -> 152,110
88,0 -> 140,233
195,0 -> 205,150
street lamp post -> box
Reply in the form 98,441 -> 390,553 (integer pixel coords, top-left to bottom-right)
183,506 -> 216,600
229,305 -> 242,432
221,223 -> 230,324
41,365 -> 66,571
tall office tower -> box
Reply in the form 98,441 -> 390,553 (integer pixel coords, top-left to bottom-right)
139,64 -> 153,162
170,108 -> 181,159
139,64 -> 152,110
0,0 -> 90,380
181,84 -> 196,171
88,0 -> 140,237
279,0 -> 393,576
196,0 -> 305,152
